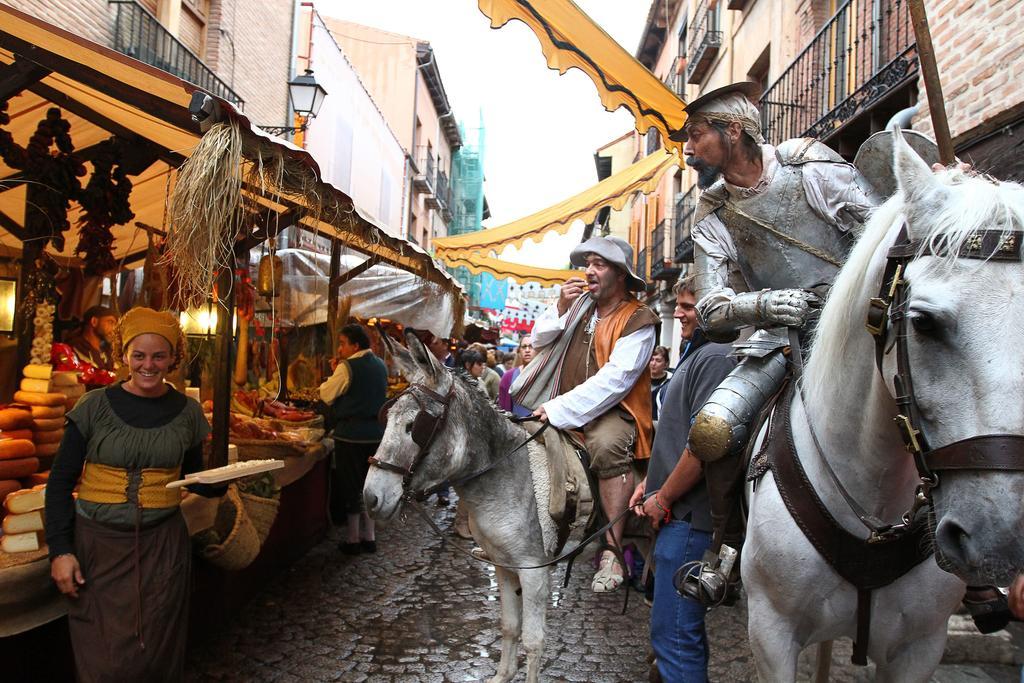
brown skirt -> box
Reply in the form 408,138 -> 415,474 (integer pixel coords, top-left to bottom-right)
67,511 -> 190,683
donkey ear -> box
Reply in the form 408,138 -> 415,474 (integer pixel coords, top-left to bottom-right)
403,329 -> 444,384
386,333 -> 420,380
893,128 -> 951,231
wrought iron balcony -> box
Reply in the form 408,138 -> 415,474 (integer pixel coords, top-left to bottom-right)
686,1 -> 722,85
650,219 -> 681,282
110,0 -> 243,107
665,56 -> 687,98
674,186 -> 696,263
760,0 -> 917,144
413,147 -> 435,194
436,170 -> 452,223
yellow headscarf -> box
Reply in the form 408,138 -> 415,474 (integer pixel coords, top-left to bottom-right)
116,307 -> 185,369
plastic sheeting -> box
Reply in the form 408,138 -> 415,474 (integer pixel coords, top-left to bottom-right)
259,249 -> 459,338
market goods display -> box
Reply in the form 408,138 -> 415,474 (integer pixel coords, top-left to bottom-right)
0,440 -> 36,461
0,459 -> 40,480
5,485 -> 45,515
1,485 -> 47,556
1,532 -> 40,554
165,459 -> 284,488
14,390 -> 66,407
2,509 -> 43,535
14,364 -> 68,477
0,407 -> 33,431
29,302 -> 56,366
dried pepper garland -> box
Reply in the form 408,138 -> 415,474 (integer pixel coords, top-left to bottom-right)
76,138 -> 135,275
0,106 -> 86,251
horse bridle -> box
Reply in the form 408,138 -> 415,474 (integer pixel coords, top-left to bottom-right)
863,222 -> 1024,538
369,382 -> 454,492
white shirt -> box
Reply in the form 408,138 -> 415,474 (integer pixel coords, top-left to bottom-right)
318,348 -> 372,404
532,302 -> 656,430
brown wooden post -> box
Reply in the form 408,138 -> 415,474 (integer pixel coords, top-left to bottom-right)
327,237 -> 341,354
908,0 -> 954,165
209,260 -> 235,469
15,184 -> 48,371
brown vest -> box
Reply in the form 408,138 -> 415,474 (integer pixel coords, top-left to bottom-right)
559,298 -> 659,460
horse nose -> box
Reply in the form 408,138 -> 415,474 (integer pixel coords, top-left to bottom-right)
935,516 -> 973,569
364,490 -> 379,515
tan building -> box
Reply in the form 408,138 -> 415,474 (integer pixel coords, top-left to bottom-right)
325,19 -> 462,250
591,130 -> 640,244
7,0 -> 295,128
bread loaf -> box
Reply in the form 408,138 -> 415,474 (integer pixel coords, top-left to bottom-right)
22,365 -> 53,381
0,440 -> 36,461
0,530 -> 40,553
14,391 -> 68,407
31,418 -> 63,432
0,429 -> 34,442
0,458 -> 39,480
32,429 -> 63,445
0,408 -> 33,431
20,378 -> 53,394
2,510 -> 43,534
4,484 -> 45,514
30,405 -> 65,419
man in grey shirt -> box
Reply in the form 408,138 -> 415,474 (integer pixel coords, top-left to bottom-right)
630,277 -> 736,683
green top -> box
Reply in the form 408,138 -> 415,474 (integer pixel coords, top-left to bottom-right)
69,384 -> 211,529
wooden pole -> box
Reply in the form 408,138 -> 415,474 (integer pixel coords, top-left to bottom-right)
907,0 -> 955,165
209,261 -> 235,469
327,238 -> 340,355
15,184 -> 47,371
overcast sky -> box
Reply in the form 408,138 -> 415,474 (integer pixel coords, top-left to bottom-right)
317,1 -> 649,267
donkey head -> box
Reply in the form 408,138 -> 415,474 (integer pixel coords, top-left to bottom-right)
890,130 -> 1024,584
363,330 -> 462,522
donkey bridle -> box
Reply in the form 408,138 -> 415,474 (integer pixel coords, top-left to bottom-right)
864,222 -> 1024,539
369,383 -> 454,487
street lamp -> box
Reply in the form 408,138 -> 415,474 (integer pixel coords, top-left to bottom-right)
257,69 -> 328,137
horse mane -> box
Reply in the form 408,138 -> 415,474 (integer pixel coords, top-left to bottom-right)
805,168 -> 1024,409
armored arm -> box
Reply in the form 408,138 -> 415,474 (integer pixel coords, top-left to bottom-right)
692,218 -> 820,340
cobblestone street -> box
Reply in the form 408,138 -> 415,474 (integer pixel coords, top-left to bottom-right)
187,500 -> 1023,682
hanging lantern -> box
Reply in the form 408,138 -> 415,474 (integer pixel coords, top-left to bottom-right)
257,240 -> 284,297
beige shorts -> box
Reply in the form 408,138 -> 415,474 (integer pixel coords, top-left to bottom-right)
582,407 -> 636,479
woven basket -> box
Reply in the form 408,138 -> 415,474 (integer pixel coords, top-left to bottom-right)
231,438 -> 308,461
200,485 -> 261,571
239,491 -> 280,544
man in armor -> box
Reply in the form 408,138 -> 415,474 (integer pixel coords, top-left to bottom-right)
670,82 -> 880,605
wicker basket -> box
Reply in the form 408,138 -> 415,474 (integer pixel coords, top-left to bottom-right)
200,485 -> 261,571
231,438 -> 308,461
239,491 -> 280,544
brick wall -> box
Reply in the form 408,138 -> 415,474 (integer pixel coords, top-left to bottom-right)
794,0 -> 832,49
914,0 -> 1024,144
7,0 -> 293,126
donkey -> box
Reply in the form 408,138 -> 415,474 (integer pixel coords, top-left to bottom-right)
363,331 -> 583,683
743,129 -> 1024,681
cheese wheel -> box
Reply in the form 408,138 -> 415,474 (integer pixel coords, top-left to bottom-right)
20,378 -> 53,394
23,471 -> 48,487
0,440 -> 36,461
22,364 -> 53,381
14,391 -> 68,407
30,405 -> 64,419
0,429 -> 33,442
32,429 -> 63,445
2,510 -> 43,534
65,398 -> 78,412
50,371 -> 79,388
0,480 -> 20,503
4,484 -> 45,514
0,458 -> 38,480
56,384 -> 85,399
31,418 -> 64,432
0,408 -> 33,431
1,530 -> 40,553
34,441 -> 59,457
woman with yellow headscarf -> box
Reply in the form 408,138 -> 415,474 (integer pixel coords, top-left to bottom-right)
44,307 -> 220,682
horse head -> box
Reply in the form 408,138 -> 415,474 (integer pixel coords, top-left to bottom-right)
363,330 -> 464,522
889,129 -> 1024,584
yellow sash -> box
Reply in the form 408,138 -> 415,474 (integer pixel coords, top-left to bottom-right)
78,462 -> 182,509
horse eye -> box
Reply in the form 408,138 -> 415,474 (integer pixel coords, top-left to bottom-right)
910,311 -> 940,336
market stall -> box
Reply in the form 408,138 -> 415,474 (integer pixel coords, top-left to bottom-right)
0,5 -> 466,660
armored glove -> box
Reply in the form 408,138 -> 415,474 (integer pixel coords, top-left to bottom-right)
729,288 -> 822,329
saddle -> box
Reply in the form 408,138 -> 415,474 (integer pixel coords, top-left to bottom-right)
748,380 -> 933,666
520,423 -> 597,554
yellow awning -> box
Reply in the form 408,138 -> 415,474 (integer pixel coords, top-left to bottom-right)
443,252 -> 576,287
479,0 -> 687,153
434,149 -> 678,258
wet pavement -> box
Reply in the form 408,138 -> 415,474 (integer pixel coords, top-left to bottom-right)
186,498 -> 1022,682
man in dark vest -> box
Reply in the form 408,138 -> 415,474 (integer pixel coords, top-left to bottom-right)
319,323 -> 388,555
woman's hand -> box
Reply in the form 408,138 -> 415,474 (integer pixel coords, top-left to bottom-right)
51,554 -> 85,598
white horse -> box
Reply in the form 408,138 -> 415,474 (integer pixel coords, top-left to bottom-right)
744,131 -> 1024,681
363,331 -> 587,683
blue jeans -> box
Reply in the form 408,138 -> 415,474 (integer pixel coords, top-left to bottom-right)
650,519 -> 713,683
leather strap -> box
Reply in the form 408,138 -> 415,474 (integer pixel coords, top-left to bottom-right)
927,434 -> 1024,471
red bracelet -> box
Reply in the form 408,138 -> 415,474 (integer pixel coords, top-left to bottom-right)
654,494 -> 672,524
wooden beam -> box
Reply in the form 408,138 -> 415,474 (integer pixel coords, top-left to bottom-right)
329,255 -> 380,290
327,238 -> 341,353
209,263 -> 235,469
0,32 -> 197,133
0,59 -> 50,102
0,209 -> 26,241
27,82 -> 185,167
235,206 -> 300,252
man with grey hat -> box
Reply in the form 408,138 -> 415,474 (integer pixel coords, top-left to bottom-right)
515,235 -> 658,592
670,81 -> 880,606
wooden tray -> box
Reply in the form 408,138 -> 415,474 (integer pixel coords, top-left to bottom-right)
166,459 -> 284,488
